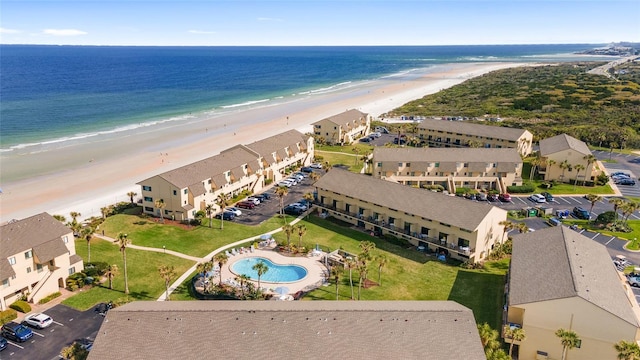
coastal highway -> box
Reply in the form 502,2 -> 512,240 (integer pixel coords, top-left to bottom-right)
587,55 -> 639,79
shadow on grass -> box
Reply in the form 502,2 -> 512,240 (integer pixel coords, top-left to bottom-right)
448,270 -> 505,330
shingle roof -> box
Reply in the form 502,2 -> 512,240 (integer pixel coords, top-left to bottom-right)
88,301 -> 485,360
33,238 -> 68,263
315,169 -> 503,231
312,109 -> 369,128
0,212 -> 71,262
373,147 -> 522,164
539,133 -> 592,157
418,118 -> 529,141
510,226 -> 639,327
245,129 -> 309,158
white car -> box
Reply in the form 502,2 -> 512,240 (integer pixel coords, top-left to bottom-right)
310,163 -> 323,169
23,313 -> 53,329
528,194 -> 546,203
277,181 -> 292,188
246,197 -> 261,205
370,132 -> 381,138
225,207 -> 242,216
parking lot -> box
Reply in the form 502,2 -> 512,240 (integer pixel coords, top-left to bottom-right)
593,149 -> 640,198
2,304 -> 104,360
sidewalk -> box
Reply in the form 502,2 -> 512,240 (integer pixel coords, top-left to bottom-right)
15,288 -> 76,322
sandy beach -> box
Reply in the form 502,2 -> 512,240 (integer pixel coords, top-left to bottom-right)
0,62 -> 527,223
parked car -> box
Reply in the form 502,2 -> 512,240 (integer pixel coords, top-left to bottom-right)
236,201 -> 256,209
246,197 -> 261,205
254,194 -> 270,202
617,178 -> 636,186
573,207 -> 590,220
286,178 -> 298,186
359,137 -> 372,143
611,171 -> 631,177
476,193 -> 488,201
215,212 -> 235,221
301,166 -> 314,173
464,193 -> 477,200
528,194 -> 546,203
628,276 -> 640,287
1,322 -> 33,343
225,207 -> 242,216
541,192 -> 554,202
498,193 -> 512,202
283,205 -> 305,215
0,337 -> 7,351
290,202 -> 309,211
487,194 -> 499,202
310,163 -> 323,169
547,217 -> 561,226
370,132 -> 382,138
277,181 -> 293,188
22,312 -> 53,329
291,174 -> 305,181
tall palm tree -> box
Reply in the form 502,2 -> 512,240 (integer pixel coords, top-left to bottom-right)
214,252 -> 228,286
376,255 -> 388,286
584,154 -> 597,182
586,194 -> 602,222
127,191 -> 137,204
216,193 -> 229,229
573,164 -> 585,188
357,259 -> 369,300
359,240 -> 376,256
516,222 -> 530,233
529,156 -> 546,180
503,325 -> 526,357
499,220 -> 515,244
100,206 -> 110,220
352,147 -> 360,165
80,227 -> 94,263
158,265 -> 176,301
477,323 -> 500,350
309,172 -> 320,183
610,197 -> 627,220
296,224 -> 307,249
614,340 -> 640,360
154,199 -> 166,223
282,224 -> 294,250
114,232 -> 131,294
331,266 -> 341,300
70,211 -> 81,223
252,260 -> 269,290
196,262 -> 213,293
205,203 -> 214,228
621,201 -> 640,225
53,214 -> 67,223
546,159 -> 557,181
558,160 -> 571,182
275,186 -> 289,219
105,264 -> 118,290
555,328 -> 581,360
345,257 -> 356,300
237,274 -> 250,298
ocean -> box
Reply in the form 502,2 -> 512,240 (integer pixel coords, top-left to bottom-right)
0,44 -> 608,154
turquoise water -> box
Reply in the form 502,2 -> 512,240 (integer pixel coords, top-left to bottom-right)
231,257 -> 308,283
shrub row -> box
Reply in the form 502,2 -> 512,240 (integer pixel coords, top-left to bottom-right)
9,300 -> 31,313
0,308 -> 17,325
507,184 -> 535,193
38,291 -> 62,305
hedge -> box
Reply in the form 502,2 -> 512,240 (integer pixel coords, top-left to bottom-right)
9,300 -> 31,313
0,309 -> 17,325
507,184 -> 535,193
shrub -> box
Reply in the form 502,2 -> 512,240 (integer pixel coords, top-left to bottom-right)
85,261 -> 109,275
37,292 -> 62,305
0,309 -> 17,325
382,234 -> 411,247
507,184 -> 535,193
595,211 -> 617,224
422,184 -> 445,192
189,218 -> 201,226
264,179 -> 273,185
596,172 -> 609,186
10,300 -> 31,313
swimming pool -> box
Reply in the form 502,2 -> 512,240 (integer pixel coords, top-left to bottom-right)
231,257 -> 308,283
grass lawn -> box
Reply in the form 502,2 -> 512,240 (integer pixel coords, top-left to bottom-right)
62,237 -> 195,310
316,143 -> 373,154
530,182 -> 614,195
315,150 -> 364,173
563,218 -> 640,248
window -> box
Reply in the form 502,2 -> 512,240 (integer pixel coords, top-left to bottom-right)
68,267 -> 76,275
26,267 -> 32,274
208,179 -> 212,184
406,163 -> 411,167
8,257 -> 16,265
435,162 -> 440,168
24,250 -> 32,259
173,190 -> 177,195
377,162 -> 382,167
37,264 -> 43,273
183,189 -> 188,195
145,206 -> 153,212
142,185 -> 152,191
63,235 -> 69,243
2,279 -> 8,288
398,162 -> 403,167
144,196 -> 153,202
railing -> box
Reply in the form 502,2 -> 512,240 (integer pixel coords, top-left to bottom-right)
28,266 -> 53,303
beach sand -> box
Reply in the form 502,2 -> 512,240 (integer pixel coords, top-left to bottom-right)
0,62 -> 527,223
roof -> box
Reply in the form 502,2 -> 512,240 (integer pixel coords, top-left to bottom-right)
373,147 -> 522,164
509,226 -> 639,327
539,133 -> 593,157
88,301 -> 485,360
33,238 -> 69,263
315,169 -> 503,231
312,109 -> 368,128
418,118 -> 529,141
244,129 -> 309,158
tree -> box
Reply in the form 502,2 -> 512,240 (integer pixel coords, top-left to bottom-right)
586,194 -> 602,222
573,164 -> 585,188
80,227 -> 94,263
584,154 -> 597,181
154,199 -> 166,223
516,222 -> 530,233
216,193 -> 229,229
303,192 -> 315,218
252,260 -> 269,290
610,197 -> 627,220
283,224 -> 294,250
529,156 -> 546,180
214,252 -> 228,286
196,262 -> 213,293
296,224 -> 307,249
376,255 -> 388,286
53,214 -> 67,223
275,186 -> 289,219
555,328 -> 581,360
503,325 -> 526,357
105,264 -> 118,290
100,206 -> 110,220
61,342 -> 89,360
127,191 -> 137,204
309,172 -> 320,183
499,220 -> 515,244
331,266 -> 341,300
158,265 -> 176,301
114,232 -> 131,294
352,147 -> 360,165
345,257 -> 356,300
70,211 -> 81,223
205,203 -> 215,228
559,160 -> 571,182
359,240 -> 376,256
356,258 -> 369,300
614,340 -> 640,360
477,323 -> 500,351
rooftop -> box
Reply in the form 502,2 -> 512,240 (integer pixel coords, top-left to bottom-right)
312,109 -> 368,128
539,133 -> 593,157
373,147 -> 522,163
418,118 -> 529,141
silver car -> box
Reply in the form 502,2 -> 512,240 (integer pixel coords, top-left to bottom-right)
23,313 -> 53,329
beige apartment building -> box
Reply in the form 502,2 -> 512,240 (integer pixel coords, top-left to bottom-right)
538,133 -> 598,184
138,130 -> 313,221
507,226 -> 640,360
312,109 -> 370,145
417,118 -> 533,156
314,169 -> 507,263
372,147 -> 523,194
1,213 -> 84,310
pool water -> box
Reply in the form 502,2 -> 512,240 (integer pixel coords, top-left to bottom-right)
231,257 -> 308,283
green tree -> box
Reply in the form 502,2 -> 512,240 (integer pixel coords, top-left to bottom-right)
196,262 -> 213,293
127,191 -> 137,204
610,197 -> 627,220
331,266 -> 341,300
559,160 -> 571,182
614,340 -> 640,360
555,328 -> 581,360
80,227 -> 95,263
586,194 -> 602,222
477,323 -> 500,351
283,224 -> 294,250
53,214 -> 67,223
275,186 -> 289,219
503,325 -> 526,357
252,260 -> 269,290
529,156 -> 546,180
60,342 -> 89,360
114,232 -> 131,294
296,224 -> 307,249
499,220 -> 515,244
100,206 -> 110,220
216,193 -> 229,229
573,164 -> 585,188
214,252 -> 229,286
158,265 -> 176,301
105,264 -> 118,290
376,254 -> 388,286
154,199 -> 166,223
205,203 -> 215,228
345,257 -> 356,300
357,259 -> 369,300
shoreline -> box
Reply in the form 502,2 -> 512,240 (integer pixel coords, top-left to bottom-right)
0,61 -> 531,223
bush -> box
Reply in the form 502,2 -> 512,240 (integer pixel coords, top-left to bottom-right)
595,211 -> 617,224
37,292 -> 62,305
189,218 -> 201,226
264,179 -> 273,185
10,300 -> 31,313
85,261 -> 109,276
596,172 -> 609,186
0,309 -> 17,325
422,184 -> 444,192
507,184 -> 535,193
382,234 -> 411,248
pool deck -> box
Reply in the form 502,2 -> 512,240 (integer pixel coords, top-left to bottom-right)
221,247 -> 329,296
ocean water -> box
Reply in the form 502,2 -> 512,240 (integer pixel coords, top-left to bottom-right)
0,44 -> 607,153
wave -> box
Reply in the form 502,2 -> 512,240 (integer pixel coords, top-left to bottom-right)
220,98 -> 271,109
297,81 -> 354,96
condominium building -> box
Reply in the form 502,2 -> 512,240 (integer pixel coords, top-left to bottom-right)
417,118 -> 533,156
314,169 -> 507,263
372,147 -> 522,194
537,133 -> 598,184
507,226 -> 640,360
1,213 -> 84,310
138,130 -> 313,221
312,109 -> 370,145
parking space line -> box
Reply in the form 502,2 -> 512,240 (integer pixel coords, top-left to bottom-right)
558,197 -> 571,204
52,320 -> 64,326
8,341 -> 25,349
591,233 -> 600,240
32,330 -> 45,337
605,237 -> 617,245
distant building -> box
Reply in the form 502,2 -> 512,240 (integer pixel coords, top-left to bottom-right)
507,226 -> 640,360
372,147 -> 522,194
0,213 -> 83,310
87,301 -> 486,360
312,109 -> 370,145
137,130 -> 313,221
314,169 -> 507,263
538,133 -> 598,184
417,118 -> 533,156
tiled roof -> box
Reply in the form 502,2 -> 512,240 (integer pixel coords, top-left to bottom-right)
88,301 -> 485,360
315,169 -> 503,231
510,226 -> 639,327
312,109 -> 369,128
0,213 -> 71,260
418,118 -> 528,141
539,133 -> 592,157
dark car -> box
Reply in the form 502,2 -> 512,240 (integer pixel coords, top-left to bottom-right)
487,194 -> 499,202
256,193 -> 271,201
0,336 -> 7,351
359,137 -> 372,143
498,193 -> 512,202
618,178 -> 636,186
1,322 -> 33,343
541,192 -> 554,202
215,211 -> 235,221
464,193 -> 476,200
236,201 -> 255,209
573,207 -> 590,220
301,166 -> 314,173
283,205 -> 304,215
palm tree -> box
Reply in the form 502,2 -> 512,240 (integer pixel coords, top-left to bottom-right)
376,255 -> 388,286
555,328 -> 581,360
214,252 -> 228,286
196,262 -> 213,292
529,156 -> 546,180
105,264 -> 118,290
127,191 -> 137,204
503,325 -> 526,357
359,240 -> 376,256
345,257 -> 356,300
309,172 -> 320,183
499,220 -> 515,244
154,199 -> 166,223
283,224 -> 294,250
100,206 -> 110,220
614,340 -> 640,360
53,214 -> 67,223
357,259 -> 369,300
477,323 -> 500,351
236,274 -> 250,298
573,164 -> 585,188
80,227 -> 94,263
252,260 -> 269,289
303,192 -> 315,218
586,194 -> 602,222
216,193 -> 229,229
331,266 -> 341,300
516,222 -> 529,233
546,158 -> 557,181
205,203 -> 214,228
70,211 -> 81,223
275,186 -> 289,219
352,147 -> 360,165
558,160 -> 571,182
296,224 -> 307,249
158,265 -> 176,301
114,232 -> 131,294
584,154 -> 597,182
610,197 -> 627,220
621,201 -> 640,225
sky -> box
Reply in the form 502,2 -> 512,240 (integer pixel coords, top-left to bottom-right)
1,0 -> 638,46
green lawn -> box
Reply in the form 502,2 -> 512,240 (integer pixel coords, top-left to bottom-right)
315,150 -> 364,173
316,143 -> 374,154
